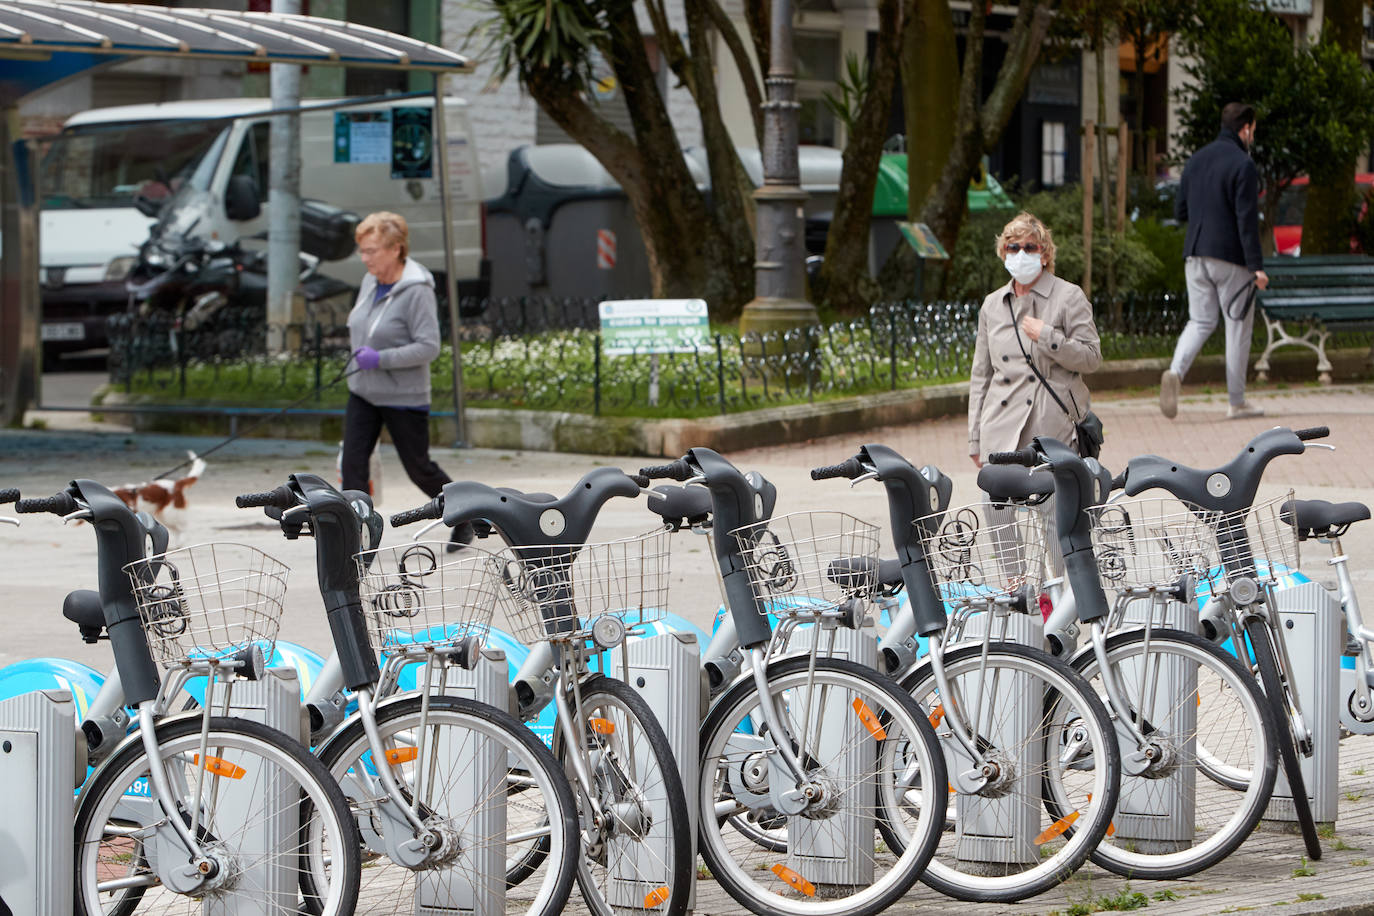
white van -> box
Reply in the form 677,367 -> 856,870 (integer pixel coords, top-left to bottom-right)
37,95 -> 487,353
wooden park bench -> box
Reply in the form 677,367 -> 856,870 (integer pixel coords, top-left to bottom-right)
1254,254 -> 1374,385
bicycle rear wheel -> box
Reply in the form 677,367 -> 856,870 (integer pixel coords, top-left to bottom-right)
699,655 -> 945,916
315,693 -> 579,916
554,673 -> 692,916
74,715 -> 360,916
1244,616 -> 1323,861
893,641 -> 1119,902
1066,627 -> 1278,878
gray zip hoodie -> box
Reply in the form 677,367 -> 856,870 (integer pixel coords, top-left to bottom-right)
347,258 -> 440,407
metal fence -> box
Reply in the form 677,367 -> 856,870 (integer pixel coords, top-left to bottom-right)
105,291 -> 1235,417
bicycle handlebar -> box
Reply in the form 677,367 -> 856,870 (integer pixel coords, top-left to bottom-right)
810,458 -> 863,480
629,473 -> 651,489
0,488 -> 17,505
1296,426 -> 1329,442
390,498 -> 442,527
1110,471 -> 1127,492
639,460 -> 693,481
988,448 -> 1039,467
16,493 -> 79,516
235,486 -> 295,509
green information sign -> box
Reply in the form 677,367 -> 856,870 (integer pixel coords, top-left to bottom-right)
897,221 -> 950,260
599,299 -> 710,355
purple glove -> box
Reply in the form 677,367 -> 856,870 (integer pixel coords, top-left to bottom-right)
353,346 -> 381,370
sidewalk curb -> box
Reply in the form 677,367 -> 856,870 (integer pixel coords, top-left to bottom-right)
43,346 -> 1373,457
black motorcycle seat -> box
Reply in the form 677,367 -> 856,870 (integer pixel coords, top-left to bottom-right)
978,465 -> 1054,502
1280,499 -> 1370,539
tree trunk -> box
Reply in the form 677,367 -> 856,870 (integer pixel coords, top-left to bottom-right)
815,0 -> 904,313
879,0 -> 1051,298
1301,0 -> 1362,256
684,0 -> 756,313
903,0 -> 958,219
526,9 -> 741,318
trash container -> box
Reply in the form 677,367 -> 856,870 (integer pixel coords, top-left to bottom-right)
484,144 -> 708,302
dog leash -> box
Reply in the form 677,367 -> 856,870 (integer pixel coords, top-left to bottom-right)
153,353 -> 361,480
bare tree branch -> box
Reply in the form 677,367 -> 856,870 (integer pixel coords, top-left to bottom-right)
700,0 -> 764,145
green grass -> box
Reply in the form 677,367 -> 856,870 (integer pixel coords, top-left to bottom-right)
1152,890 -> 1180,902
1297,893 -> 1325,902
1293,857 -> 1317,878
1331,836 -> 1361,852
1352,858 -> 1369,866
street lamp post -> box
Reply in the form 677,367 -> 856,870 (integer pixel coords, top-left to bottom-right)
738,0 -> 819,334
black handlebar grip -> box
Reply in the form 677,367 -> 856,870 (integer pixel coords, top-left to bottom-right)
390,499 -> 442,527
639,460 -> 692,481
988,448 -> 1038,467
15,493 -> 78,516
629,473 -> 651,489
1295,426 -> 1329,441
0,488 -> 17,505
810,458 -> 863,480
235,486 -> 295,510
1110,472 -> 1128,492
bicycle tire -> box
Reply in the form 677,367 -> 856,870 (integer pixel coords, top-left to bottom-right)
553,673 -> 692,916
891,641 -> 1119,902
315,693 -> 579,916
73,714 -> 360,916
1244,615 -> 1323,861
699,655 -> 945,916
1067,627 -> 1278,878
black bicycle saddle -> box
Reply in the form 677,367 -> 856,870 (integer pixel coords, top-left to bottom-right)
1280,499 -> 1371,540
978,465 -> 1054,502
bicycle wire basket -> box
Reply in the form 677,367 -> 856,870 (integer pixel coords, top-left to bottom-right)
497,529 -> 671,644
356,542 -> 513,654
731,511 -> 882,618
917,502 -> 1048,606
1089,496 -> 1220,592
125,543 -> 288,669
1211,491 -> 1300,588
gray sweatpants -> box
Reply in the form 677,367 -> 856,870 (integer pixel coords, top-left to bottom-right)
1171,256 -> 1258,407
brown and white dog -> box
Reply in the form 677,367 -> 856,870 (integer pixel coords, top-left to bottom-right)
114,452 -> 206,539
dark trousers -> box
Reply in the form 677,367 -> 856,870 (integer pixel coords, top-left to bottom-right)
341,393 -> 450,498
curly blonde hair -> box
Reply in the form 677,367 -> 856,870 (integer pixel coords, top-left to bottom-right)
994,211 -> 1056,274
356,211 -> 409,261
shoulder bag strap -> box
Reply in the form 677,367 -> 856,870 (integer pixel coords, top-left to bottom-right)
1005,292 -> 1081,420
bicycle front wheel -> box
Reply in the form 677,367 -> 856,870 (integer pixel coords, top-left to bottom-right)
894,641 -> 1120,902
699,655 -> 945,916
74,715 -> 360,916
555,673 -> 692,916
1067,627 -> 1279,878
1243,615 -> 1323,861
315,693 -> 579,916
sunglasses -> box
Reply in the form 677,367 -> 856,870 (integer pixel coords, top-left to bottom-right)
1005,243 -> 1042,254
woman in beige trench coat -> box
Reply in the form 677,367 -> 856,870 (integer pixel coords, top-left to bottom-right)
968,212 -> 1102,467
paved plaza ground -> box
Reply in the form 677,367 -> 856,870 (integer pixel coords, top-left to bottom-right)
9,379 -> 1374,914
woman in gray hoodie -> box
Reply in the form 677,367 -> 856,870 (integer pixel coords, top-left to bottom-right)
343,211 -> 472,549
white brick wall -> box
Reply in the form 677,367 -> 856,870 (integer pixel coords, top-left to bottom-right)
440,3 -> 540,196
440,0 -> 702,195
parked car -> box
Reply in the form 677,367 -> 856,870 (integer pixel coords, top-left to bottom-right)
1269,173 -> 1374,256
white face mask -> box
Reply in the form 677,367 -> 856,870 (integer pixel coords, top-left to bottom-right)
1004,249 -> 1044,285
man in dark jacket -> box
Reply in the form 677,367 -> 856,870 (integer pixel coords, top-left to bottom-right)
1160,102 -> 1269,420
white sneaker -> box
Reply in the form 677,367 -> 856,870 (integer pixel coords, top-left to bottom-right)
1226,402 -> 1265,420
1159,370 -> 1180,419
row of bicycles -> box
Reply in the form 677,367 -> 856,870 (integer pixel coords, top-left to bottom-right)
0,420 -> 1366,915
